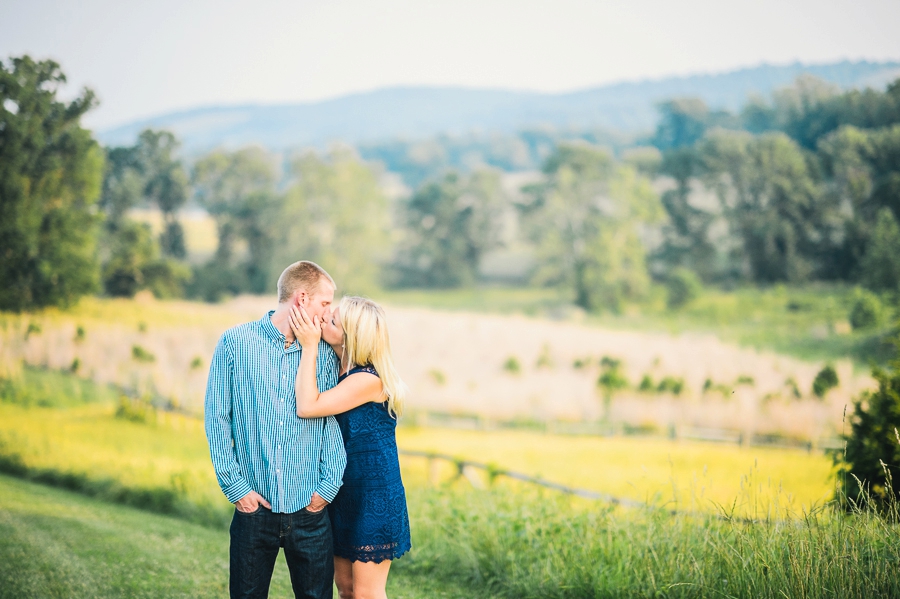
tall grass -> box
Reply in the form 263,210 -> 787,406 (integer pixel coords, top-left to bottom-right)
399,486 -> 900,598
2,367 -> 898,597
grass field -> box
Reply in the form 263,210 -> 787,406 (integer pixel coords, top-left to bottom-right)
1,293 -> 878,440
2,367 -> 899,598
0,475 -> 472,599
381,283 -> 898,366
0,367 -> 837,520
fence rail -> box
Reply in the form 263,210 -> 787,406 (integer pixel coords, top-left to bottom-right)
409,411 -> 844,453
398,449 -> 645,507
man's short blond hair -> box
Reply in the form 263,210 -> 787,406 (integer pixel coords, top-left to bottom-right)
277,261 -> 335,303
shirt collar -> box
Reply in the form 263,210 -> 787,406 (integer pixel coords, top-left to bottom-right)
259,310 -> 298,350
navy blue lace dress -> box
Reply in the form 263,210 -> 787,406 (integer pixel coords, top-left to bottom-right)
328,365 -> 411,563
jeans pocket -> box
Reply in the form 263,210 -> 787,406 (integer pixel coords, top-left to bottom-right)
237,504 -> 265,516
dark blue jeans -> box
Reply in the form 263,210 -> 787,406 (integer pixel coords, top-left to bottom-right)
230,505 -> 333,599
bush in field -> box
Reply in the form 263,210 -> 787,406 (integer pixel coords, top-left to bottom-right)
812,364 -> 839,398
835,346 -> 900,512
657,376 -> 685,395
666,267 -> 703,310
849,290 -> 883,330
502,356 -> 521,375
131,345 -> 155,363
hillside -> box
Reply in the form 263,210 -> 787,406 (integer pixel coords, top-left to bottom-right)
97,60 -> 900,153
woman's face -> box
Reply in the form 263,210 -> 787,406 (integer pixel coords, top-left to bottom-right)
321,306 -> 344,347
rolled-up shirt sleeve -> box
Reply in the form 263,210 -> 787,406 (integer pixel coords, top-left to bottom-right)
204,333 -> 253,503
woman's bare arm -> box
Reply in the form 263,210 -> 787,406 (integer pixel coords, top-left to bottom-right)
290,305 -> 383,417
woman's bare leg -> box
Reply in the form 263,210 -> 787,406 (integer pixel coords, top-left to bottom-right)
350,559 -> 392,599
334,556 -> 354,599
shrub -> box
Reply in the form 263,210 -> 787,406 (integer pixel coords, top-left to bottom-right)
812,365 -> 839,398
600,356 -> 621,370
502,356 -> 521,375
572,357 -> 591,370
849,291 -> 883,330
428,369 -> 446,385
665,267 -> 703,310
131,345 -> 155,363
638,374 -> 655,392
189,356 -> 203,370
657,376 -> 685,396
834,344 -> 900,512
24,322 -> 41,339
535,344 -> 554,369
115,396 -> 155,423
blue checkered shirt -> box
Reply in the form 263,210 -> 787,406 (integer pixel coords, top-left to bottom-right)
204,311 -> 347,512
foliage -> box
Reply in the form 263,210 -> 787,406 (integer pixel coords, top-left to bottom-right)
656,376 -> 685,395
134,130 -> 190,258
0,56 -> 104,311
501,356 -> 521,375
191,146 -> 279,297
276,148 -> 390,294
99,129 -> 192,297
699,130 -> 832,282
849,290 -> 884,330
393,170 -> 506,288
835,344 -> 900,511
812,364 -> 839,398
859,208 -> 900,292
666,267 -> 703,309
101,220 -> 189,298
520,143 -> 662,311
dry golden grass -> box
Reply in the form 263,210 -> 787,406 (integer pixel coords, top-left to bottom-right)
396,426 -> 835,515
0,295 -> 873,440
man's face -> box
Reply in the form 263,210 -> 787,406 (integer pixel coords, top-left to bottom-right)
299,280 -> 335,320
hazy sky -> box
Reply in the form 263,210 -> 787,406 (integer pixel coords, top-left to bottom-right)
2,0 -> 899,129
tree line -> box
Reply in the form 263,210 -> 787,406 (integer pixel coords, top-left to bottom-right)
650,75 -> 900,294
2,55 -> 899,314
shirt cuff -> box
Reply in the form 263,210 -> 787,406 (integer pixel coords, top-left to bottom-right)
315,480 -> 341,503
223,479 -> 254,504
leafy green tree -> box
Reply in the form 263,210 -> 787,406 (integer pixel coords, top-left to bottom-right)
277,148 -> 390,294
835,346 -> 900,512
654,148 -> 719,280
98,131 -> 192,299
192,146 -> 280,298
394,169 -> 506,287
666,267 -> 703,310
699,130 -> 834,283
520,143 -> 662,311
653,98 -> 736,151
849,289 -> 884,330
101,220 -> 189,298
0,56 -> 104,311
135,130 -> 189,258
859,208 -> 900,293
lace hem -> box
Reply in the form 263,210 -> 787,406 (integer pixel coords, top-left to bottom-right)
334,541 -> 411,564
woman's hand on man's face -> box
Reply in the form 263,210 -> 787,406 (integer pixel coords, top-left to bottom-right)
289,305 -> 322,349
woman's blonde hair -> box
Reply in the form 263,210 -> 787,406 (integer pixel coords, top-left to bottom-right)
339,296 -> 407,417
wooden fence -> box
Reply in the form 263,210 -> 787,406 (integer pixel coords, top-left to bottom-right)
408,410 -> 845,453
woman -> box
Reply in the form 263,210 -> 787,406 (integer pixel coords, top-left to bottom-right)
289,296 -> 411,599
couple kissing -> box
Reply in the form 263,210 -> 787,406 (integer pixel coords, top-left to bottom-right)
204,260 -> 411,599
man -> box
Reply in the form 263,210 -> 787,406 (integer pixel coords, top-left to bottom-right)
205,260 -> 347,599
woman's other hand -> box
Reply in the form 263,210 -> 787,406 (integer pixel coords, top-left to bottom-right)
290,305 -> 321,349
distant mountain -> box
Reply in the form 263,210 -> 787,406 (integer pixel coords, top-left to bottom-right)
98,60 -> 900,153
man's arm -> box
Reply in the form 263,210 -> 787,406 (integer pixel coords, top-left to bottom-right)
315,415 -> 347,503
313,340 -> 346,503
204,334 -> 254,503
